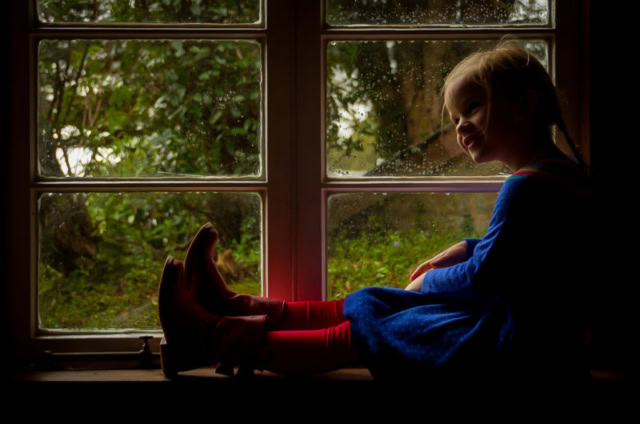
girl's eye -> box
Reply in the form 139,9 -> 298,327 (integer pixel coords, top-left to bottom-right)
468,102 -> 481,113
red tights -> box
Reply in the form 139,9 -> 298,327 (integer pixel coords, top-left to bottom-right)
263,299 -> 362,375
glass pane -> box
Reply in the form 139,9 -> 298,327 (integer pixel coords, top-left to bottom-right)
38,40 -> 262,178
37,0 -> 261,25
327,192 -> 497,300
326,39 -> 547,177
38,192 -> 262,330
326,0 -> 550,27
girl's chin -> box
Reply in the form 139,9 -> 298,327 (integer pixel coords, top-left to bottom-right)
461,147 -> 493,164
467,151 -> 487,164
468,154 -> 508,169
468,148 -> 497,165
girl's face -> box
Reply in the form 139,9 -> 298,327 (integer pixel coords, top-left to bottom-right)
446,72 -> 520,169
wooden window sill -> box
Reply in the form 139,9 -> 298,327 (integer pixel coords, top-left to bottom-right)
14,367 -> 627,385
10,367 -> 631,409
15,367 -> 374,383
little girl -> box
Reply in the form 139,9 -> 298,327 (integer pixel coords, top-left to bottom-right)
158,42 -> 592,384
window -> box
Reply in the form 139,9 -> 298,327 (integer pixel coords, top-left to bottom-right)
310,0 -> 588,301
10,0 -> 296,358
7,0 -> 589,362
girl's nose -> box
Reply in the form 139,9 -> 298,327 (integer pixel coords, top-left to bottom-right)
456,118 -> 471,134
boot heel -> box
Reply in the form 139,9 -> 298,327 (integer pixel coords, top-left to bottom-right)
216,362 -> 235,377
236,366 -> 255,378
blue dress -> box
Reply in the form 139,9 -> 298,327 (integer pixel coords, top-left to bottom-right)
343,157 -> 593,382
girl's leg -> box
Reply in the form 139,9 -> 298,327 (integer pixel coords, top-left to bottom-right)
185,224 -> 346,331
271,299 -> 347,331
264,320 -> 362,376
160,256 -> 361,378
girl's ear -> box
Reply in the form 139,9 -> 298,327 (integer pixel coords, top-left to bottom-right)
516,89 -> 539,120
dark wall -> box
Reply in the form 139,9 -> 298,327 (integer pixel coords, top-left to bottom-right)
588,1 -> 634,376
3,0 -> 16,384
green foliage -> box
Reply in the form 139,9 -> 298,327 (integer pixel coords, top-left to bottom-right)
38,192 -> 262,330
326,0 -> 545,26
38,39 -> 262,178
38,0 -> 260,24
38,227 -> 261,329
36,35 -> 265,330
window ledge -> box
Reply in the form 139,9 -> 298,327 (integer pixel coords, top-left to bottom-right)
10,367 -> 632,407
15,367 -> 374,383
12,367 -> 378,403
15,367 -> 628,383
13,367 -> 629,388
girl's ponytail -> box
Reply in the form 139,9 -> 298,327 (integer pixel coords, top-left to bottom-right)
556,116 -> 588,171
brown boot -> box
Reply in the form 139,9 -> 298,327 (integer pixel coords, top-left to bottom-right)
183,223 -> 285,326
158,256 -> 269,378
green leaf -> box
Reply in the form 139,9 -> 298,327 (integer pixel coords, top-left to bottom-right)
191,1 -> 202,16
194,47 -> 210,61
209,110 -> 223,125
171,41 -> 184,57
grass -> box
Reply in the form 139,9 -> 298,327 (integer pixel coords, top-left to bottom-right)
328,228 -> 483,299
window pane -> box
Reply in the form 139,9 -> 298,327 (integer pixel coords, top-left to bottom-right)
327,192 -> 497,300
38,40 -> 262,178
38,192 -> 262,330
326,39 -> 547,177
326,0 -> 550,27
37,0 -> 261,25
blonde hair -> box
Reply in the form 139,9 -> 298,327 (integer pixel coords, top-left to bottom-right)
442,39 -> 586,168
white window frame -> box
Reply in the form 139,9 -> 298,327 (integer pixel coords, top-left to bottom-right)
6,0 -> 589,365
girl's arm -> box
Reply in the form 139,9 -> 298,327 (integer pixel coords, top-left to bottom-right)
413,165 -> 589,302
463,238 -> 481,258
407,239 -> 474,282
416,178 -> 526,302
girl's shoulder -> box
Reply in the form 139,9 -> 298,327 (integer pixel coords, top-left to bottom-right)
506,156 -> 592,197
494,156 -> 593,228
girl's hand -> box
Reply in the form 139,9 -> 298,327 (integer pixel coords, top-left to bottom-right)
408,240 -> 468,282
405,272 -> 427,291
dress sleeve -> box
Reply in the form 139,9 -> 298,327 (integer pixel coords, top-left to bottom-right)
421,178 -> 528,303
463,238 -> 481,260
